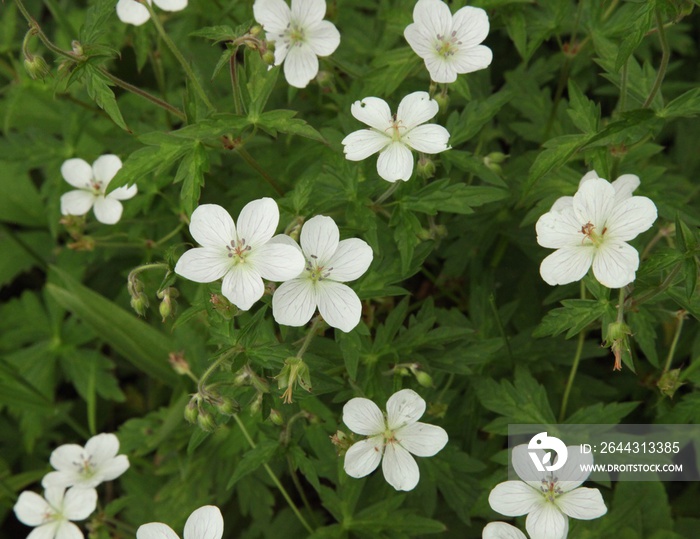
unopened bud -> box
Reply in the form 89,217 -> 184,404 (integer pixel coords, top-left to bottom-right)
184,399 -> 199,424
215,397 -> 239,416
657,368 -> 684,399
250,25 -> 263,36
24,55 -> 50,80
269,409 -> 284,426
315,70 -> 333,89
433,92 -> 449,114
197,409 -> 217,432
417,156 -> 436,179
130,294 -> 149,317
169,352 -> 190,375
159,296 -> 172,321
415,370 -> 434,388
71,40 -> 84,56
604,322 -> 632,371
330,430 -> 352,454
262,50 -> 276,66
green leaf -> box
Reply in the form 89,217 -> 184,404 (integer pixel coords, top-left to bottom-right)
226,439 -> 278,489
46,267 -> 181,387
60,349 -> 126,403
0,358 -> 54,414
533,299 -> 613,339
84,65 -> 129,132
615,1 -> 655,72
253,110 -> 326,143
80,0 -> 117,43
564,402 -> 639,424
390,207 -> 422,274
659,88 -> 700,118
447,89 -> 514,146
567,80 -> 600,134
403,179 -> 509,215
189,25 -> 237,43
245,50 -> 280,117
525,134 -> 587,193
337,331 -> 361,380
174,142 -> 209,215
0,230 -> 48,287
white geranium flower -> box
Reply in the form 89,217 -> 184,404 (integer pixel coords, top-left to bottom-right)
253,0 -> 340,88
342,91 -> 450,182
483,522 -> 528,539
343,389 -> 448,491
42,433 -> 130,490
489,445 -> 607,539
535,174 -> 657,289
116,0 -> 187,26
60,155 -> 137,225
272,215 -> 372,332
14,487 -> 97,539
174,200 -> 305,311
137,506 -> 223,539
404,0 -> 492,83
550,170 -> 641,212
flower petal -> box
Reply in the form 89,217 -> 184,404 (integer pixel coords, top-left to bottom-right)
316,281 -> 362,332
452,6 -> 490,47
377,142 -> 414,182
236,197 -> 280,248
175,248 -> 230,283
99,455 -> 130,481
411,0 -> 452,41
556,488 -> 607,520
92,155 -> 122,187
326,238 -> 373,282
183,506 -> 224,539
423,55 -> 457,84
539,246 -> 595,286
253,242 -> 306,281
116,0 -> 150,26
55,522 -> 84,539
402,124 -> 450,154
511,445 -> 546,489
137,523 -> 181,539
41,471 -> 78,489
341,129 -> 391,161
306,20 -> 340,57
49,444 -> 84,473
291,0 -> 326,27
450,44 -> 493,74
382,443 -> 420,491
190,204 -> 237,249
284,43 -> 319,88
536,208 -> 584,248
573,178 -> 615,229
344,436 -> 384,478
343,397 -> 385,435
61,159 -> 93,189
592,241 -> 639,289
300,215 -> 339,265
253,0 -> 291,34
272,279 -> 318,327
109,184 -> 138,201
396,91 -> 438,131
63,487 -> 97,520
93,196 -> 124,225
396,422 -> 448,457
14,491 -> 52,526
153,0 -> 187,11
611,174 -> 640,202
350,97 -> 393,131
604,196 -> 657,242
482,522 -> 528,539
221,265 -> 264,311
85,433 -> 119,465
60,190 -> 95,216
550,196 -> 573,212
525,503 -> 568,539
553,445 -> 594,492
404,23 -> 435,59
488,481 -> 544,517
27,523 -> 61,539
386,389 -> 426,430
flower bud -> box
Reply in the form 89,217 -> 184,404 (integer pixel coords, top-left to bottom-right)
197,409 -> 217,432
249,25 -> 263,37
159,296 -> 172,321
604,322 -> 632,371
415,370 -> 434,388
433,92 -> 449,114
262,50 -> 276,66
657,368 -> 684,399
130,293 -> 149,317
184,399 -> 199,424
276,357 -> 312,404
24,55 -> 50,80
417,156 -> 436,179
215,397 -> 239,416
268,409 -> 284,426
483,152 -> 508,174
330,430 -> 352,454
71,40 -> 84,56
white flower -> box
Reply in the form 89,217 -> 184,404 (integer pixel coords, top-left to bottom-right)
483,522 -> 528,539
343,389 -> 448,491
116,0 -> 187,26
174,200 -> 305,311
550,170 -> 641,212
253,0 -> 340,88
137,506 -> 223,539
272,215 -> 372,332
60,155 -> 137,225
14,487 -> 97,539
404,0 -> 492,84
535,174 -> 657,289
42,433 -> 130,490
488,445 -> 607,539
342,92 -> 450,182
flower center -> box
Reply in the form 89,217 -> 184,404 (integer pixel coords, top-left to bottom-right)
435,31 -> 462,58
540,479 -> 563,503
580,221 -> 607,246
384,115 -> 407,142
279,22 -> 306,47
89,180 -> 103,195
226,238 -> 251,263
306,254 -> 332,282
383,428 -> 396,443
73,454 -> 96,478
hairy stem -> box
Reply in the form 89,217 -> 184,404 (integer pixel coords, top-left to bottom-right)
559,281 -> 587,422
662,311 -> 685,374
642,9 -> 670,108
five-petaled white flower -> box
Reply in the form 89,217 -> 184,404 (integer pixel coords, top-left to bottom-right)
42,433 -> 130,490
174,199 -> 305,311
60,155 -> 137,225
116,0 -> 187,26
342,91 -> 450,182
489,445 -> 607,539
14,487 -> 97,539
343,389 -> 448,491
483,522 -> 528,539
272,215 -> 372,333
253,0 -> 340,88
404,0 -> 492,83
137,505 -> 223,539
536,173 -> 657,289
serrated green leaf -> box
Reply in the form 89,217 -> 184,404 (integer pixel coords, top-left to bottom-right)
533,299 -> 612,339
227,439 -> 278,489
659,88 -> 700,118
564,401 -> 639,424
615,2 -> 654,72
80,0 -> 117,44
84,65 -> 129,131
567,80 -> 600,134
403,180 -> 508,214
174,142 -> 209,215
525,135 -> 587,193
252,110 -> 326,142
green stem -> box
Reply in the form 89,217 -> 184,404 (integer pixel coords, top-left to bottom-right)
618,59 -> 628,115
198,348 -> 239,391
559,282 -> 587,422
616,287 -> 626,323
144,1 -> 215,112
14,0 -> 77,60
296,317 -> 324,358
232,415 -> 314,534
662,311 -> 685,373
229,50 -> 243,115
630,263 -> 682,307
642,9 -> 670,108
373,182 -> 400,205
236,147 -> 285,196
154,223 -> 184,246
